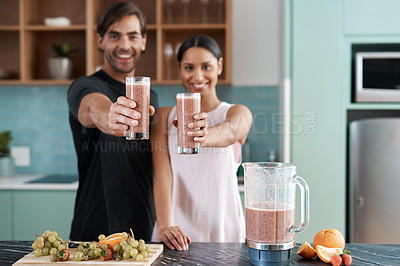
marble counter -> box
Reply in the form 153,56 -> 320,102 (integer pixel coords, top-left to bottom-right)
2,241 -> 400,265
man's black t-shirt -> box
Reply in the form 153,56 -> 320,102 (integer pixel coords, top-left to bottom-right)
67,70 -> 158,241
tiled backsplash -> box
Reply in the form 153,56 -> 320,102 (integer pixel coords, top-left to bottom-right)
0,85 -> 279,175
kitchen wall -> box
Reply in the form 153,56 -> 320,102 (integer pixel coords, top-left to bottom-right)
0,0 -> 283,175
232,0 -> 282,86
0,85 -> 279,175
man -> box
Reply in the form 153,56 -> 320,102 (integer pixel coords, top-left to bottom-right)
67,2 -> 158,241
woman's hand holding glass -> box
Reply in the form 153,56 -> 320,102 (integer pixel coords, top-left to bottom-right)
173,112 -> 208,143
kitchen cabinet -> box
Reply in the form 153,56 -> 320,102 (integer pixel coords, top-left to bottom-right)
0,190 -> 76,241
343,0 -> 400,35
0,0 -> 231,85
0,191 -> 13,241
287,0 -> 345,242
13,190 -> 76,241
286,0 -> 400,244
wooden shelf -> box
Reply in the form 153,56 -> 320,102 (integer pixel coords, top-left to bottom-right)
0,79 -> 75,85
92,24 -> 157,30
161,24 -> 227,30
0,26 -> 20,30
24,25 -> 86,31
0,0 -> 231,85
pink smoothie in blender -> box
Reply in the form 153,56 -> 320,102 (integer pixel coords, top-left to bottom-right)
246,202 -> 295,244
243,162 -> 309,266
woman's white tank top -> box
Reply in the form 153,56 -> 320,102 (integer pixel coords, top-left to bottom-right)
166,101 -> 245,242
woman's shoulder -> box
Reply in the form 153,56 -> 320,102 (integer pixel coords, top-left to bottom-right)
227,103 -> 253,120
229,103 -> 251,111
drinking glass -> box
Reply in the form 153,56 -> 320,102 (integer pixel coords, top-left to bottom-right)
126,77 -> 151,140
201,0 -> 209,23
164,43 -> 174,80
165,0 -> 175,23
176,93 -> 201,154
181,0 -> 190,23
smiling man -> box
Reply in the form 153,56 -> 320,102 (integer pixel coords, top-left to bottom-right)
67,2 -> 158,242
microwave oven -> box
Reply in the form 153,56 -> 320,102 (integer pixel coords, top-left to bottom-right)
355,52 -> 400,103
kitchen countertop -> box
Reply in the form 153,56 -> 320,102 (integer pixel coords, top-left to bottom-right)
2,241 -> 400,265
0,175 -> 242,192
0,174 -> 78,191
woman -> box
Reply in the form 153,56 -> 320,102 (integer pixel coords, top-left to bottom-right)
151,35 -> 253,250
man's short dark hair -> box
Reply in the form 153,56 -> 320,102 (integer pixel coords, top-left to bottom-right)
97,2 -> 146,38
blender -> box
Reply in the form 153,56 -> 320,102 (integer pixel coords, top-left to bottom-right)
243,162 -> 310,265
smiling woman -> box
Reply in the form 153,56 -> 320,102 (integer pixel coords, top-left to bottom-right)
151,35 -> 253,251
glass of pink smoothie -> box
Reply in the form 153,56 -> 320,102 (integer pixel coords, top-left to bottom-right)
125,76 -> 151,140
176,93 -> 201,154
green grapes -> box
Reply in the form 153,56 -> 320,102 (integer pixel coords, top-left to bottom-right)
98,234 -> 106,241
34,249 -> 42,257
136,254 -> 144,262
47,234 -> 56,243
31,230 -> 69,261
96,230 -> 151,261
32,229 -> 153,262
94,247 -> 101,257
123,250 -> 131,259
42,247 -> 50,256
130,248 -> 138,258
74,251 -> 84,262
49,247 -> 57,255
121,232 -> 128,239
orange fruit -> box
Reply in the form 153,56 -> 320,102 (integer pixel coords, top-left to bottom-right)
315,245 -> 343,263
99,233 -> 126,249
313,228 -> 345,249
297,241 -> 317,259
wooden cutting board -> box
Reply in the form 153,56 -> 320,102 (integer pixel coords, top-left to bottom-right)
13,244 -> 163,265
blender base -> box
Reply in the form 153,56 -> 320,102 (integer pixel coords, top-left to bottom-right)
248,248 -> 292,266
245,239 -> 295,266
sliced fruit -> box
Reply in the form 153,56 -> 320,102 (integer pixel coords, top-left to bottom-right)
316,245 -> 343,263
313,228 -> 345,249
99,233 -> 126,249
297,241 -> 317,259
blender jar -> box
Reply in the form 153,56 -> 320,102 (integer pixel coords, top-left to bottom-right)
243,162 -> 310,265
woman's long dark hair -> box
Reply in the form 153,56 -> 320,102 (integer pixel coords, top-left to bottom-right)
177,35 -> 222,64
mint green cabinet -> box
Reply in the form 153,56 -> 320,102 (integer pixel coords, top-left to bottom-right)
0,191 -> 13,240
344,0 -> 400,35
289,0 -> 346,242
287,0 -> 400,243
13,190 -> 76,241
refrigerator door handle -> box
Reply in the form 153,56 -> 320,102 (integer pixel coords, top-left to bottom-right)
356,195 -> 364,208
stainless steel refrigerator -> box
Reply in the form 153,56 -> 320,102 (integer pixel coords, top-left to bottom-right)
349,118 -> 400,244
